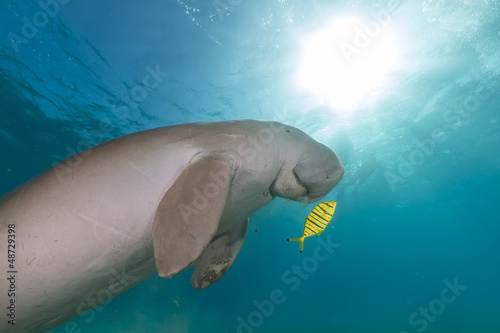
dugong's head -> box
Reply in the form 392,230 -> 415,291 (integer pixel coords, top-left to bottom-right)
270,123 -> 345,203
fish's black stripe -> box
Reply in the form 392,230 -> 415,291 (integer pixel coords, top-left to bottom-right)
307,217 -> 324,228
316,207 -> 333,218
320,202 -> 334,211
311,210 -> 329,220
300,201 -> 336,238
304,225 -> 319,234
317,204 -> 333,216
320,202 -> 332,210
308,219 -> 327,231
304,229 -> 315,235
309,214 -> 328,226
306,219 -> 325,231
304,228 -> 316,236
304,224 -> 320,233
310,211 -> 329,224
304,225 -> 317,233
322,202 -> 334,209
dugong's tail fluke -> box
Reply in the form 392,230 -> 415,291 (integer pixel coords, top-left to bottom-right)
287,236 -> 305,253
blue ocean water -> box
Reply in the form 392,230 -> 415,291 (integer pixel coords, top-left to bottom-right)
1,0 -> 499,332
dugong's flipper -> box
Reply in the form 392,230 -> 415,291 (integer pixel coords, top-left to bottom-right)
191,219 -> 249,289
153,152 -> 234,278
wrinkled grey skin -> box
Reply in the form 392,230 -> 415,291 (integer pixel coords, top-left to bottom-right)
0,120 -> 344,333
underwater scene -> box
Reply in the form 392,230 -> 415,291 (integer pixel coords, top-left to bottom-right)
0,0 -> 499,332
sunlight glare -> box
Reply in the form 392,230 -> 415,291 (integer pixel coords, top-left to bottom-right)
296,16 -> 405,113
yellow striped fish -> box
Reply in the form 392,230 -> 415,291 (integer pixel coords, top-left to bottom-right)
287,201 -> 337,253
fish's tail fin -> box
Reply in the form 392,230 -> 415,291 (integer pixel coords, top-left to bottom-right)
287,236 -> 305,253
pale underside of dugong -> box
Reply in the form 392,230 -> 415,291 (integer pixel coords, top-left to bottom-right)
0,120 -> 344,333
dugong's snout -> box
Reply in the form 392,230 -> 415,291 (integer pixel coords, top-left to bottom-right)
293,145 -> 345,202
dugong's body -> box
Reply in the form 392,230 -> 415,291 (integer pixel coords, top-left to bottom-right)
0,120 -> 344,333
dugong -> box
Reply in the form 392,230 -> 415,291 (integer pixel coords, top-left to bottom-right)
0,120 -> 344,333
